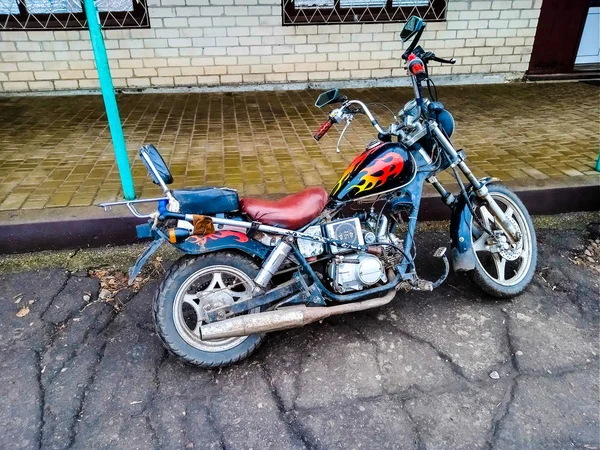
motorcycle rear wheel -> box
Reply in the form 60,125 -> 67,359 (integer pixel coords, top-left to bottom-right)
469,184 -> 537,298
153,252 -> 266,368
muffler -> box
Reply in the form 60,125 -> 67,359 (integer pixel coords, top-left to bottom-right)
200,288 -> 397,340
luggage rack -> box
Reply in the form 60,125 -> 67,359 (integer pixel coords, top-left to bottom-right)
99,197 -> 169,218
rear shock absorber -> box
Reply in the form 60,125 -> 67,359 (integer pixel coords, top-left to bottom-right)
254,239 -> 293,290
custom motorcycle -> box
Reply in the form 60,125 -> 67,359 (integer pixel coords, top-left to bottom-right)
100,16 -> 537,368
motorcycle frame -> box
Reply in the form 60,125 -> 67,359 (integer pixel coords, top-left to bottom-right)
192,148 -> 452,322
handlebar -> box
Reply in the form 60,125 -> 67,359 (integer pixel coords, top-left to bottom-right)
314,118 -> 333,141
405,50 -> 456,85
313,99 -> 388,143
344,100 -> 386,134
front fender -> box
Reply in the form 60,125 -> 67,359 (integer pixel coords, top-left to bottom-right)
449,177 -> 498,272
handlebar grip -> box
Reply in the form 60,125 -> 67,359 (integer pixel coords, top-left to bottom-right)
407,54 -> 427,81
314,118 -> 333,141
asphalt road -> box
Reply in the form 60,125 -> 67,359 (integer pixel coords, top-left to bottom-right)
0,228 -> 598,450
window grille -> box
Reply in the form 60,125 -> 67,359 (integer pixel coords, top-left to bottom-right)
0,0 -> 149,30
282,0 -> 446,26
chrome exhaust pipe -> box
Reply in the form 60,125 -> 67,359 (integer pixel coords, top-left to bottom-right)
200,288 -> 397,341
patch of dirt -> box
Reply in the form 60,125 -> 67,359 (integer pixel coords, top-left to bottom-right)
88,257 -> 165,311
570,238 -> 600,274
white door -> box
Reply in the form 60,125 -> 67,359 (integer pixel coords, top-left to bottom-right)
576,7 -> 600,65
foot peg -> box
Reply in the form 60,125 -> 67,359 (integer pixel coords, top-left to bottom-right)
414,279 -> 434,291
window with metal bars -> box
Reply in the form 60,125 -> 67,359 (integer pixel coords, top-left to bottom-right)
282,0 -> 446,25
0,0 -> 149,30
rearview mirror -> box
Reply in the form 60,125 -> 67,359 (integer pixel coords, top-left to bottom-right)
400,16 -> 424,42
140,144 -> 173,190
315,89 -> 340,108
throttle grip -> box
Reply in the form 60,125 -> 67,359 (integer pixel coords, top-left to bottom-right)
314,118 -> 333,141
407,53 -> 427,81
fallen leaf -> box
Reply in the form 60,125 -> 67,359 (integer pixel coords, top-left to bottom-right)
16,306 -> 30,318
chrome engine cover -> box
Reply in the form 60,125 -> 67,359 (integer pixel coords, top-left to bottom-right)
328,253 -> 387,293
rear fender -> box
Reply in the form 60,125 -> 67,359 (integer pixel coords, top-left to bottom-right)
128,227 -> 270,284
450,177 -> 498,272
128,236 -> 164,284
174,230 -> 271,260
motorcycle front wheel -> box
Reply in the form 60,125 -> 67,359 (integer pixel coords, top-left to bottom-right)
153,252 -> 266,368
468,184 -> 537,298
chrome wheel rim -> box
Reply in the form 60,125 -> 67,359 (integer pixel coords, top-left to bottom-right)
173,265 -> 257,352
470,193 -> 532,287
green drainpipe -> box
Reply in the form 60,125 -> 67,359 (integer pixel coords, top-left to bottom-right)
596,149 -> 600,172
83,0 -> 135,200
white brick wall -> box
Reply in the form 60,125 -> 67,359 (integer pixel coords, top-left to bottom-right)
0,0 -> 541,92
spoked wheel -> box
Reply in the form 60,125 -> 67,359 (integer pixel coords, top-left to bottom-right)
154,253 -> 266,368
469,184 -> 537,298
174,265 -> 257,353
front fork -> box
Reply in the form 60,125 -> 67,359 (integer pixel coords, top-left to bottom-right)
428,123 -> 521,245
408,73 -> 519,244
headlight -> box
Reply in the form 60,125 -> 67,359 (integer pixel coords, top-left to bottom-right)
437,109 -> 455,138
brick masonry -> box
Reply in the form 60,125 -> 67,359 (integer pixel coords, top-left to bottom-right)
0,0 -> 541,93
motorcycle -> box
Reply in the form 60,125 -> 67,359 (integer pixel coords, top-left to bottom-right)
100,16 -> 537,368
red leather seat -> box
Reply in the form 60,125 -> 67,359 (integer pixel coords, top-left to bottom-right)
240,187 -> 328,230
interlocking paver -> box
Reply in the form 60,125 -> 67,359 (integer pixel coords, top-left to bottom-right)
0,82 -> 598,210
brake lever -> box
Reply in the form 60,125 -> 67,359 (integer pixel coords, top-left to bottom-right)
432,55 -> 456,65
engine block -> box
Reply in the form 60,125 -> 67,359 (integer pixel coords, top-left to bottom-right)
328,253 -> 387,293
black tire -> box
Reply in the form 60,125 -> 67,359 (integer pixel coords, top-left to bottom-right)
469,184 -> 537,298
153,252 -> 265,368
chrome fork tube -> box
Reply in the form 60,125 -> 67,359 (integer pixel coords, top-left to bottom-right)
456,164 -> 520,244
254,240 -> 293,289
431,123 -> 520,244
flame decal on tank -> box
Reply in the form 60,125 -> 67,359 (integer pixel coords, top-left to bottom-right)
331,143 -> 384,196
350,152 -> 405,194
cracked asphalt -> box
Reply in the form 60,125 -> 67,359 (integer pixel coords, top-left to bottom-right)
0,227 -> 598,450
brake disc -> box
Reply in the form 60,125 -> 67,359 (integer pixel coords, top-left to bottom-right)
498,217 -> 523,261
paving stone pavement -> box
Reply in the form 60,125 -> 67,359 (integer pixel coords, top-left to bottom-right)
0,81 -> 598,211
0,227 -> 598,450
